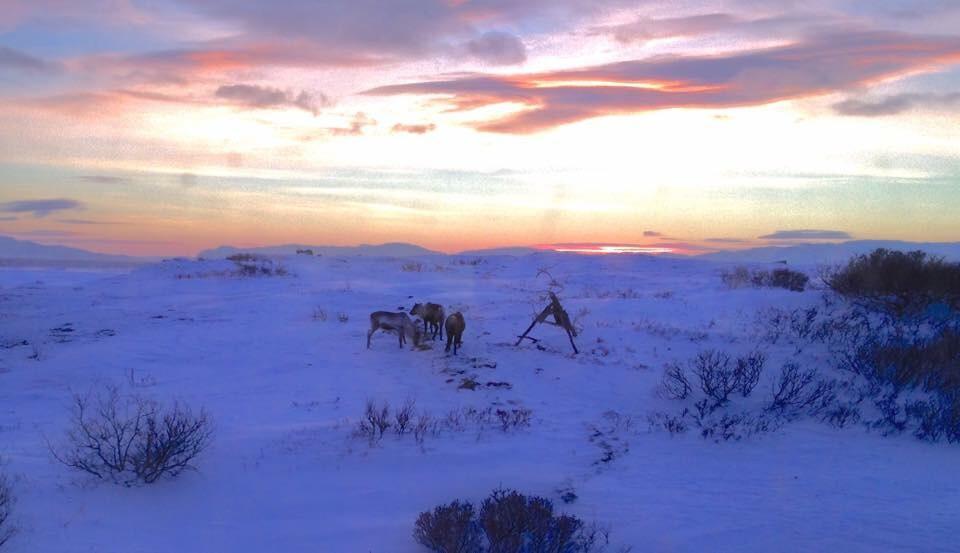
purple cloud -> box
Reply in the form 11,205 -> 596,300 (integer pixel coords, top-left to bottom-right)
464,31 -> 526,65
214,84 -> 328,115
0,198 -> 84,218
0,45 -> 50,71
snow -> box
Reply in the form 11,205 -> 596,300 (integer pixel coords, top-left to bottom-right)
0,253 -> 957,552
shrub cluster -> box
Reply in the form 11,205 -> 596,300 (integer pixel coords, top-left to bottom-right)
52,385 -> 213,485
414,489 -> 610,553
722,266 -> 809,292
825,248 -> 960,316
226,254 -> 289,277
654,349 -> 839,441
353,400 -> 533,447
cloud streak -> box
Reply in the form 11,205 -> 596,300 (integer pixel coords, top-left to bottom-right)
759,229 -> 851,240
391,123 -> 437,134
366,30 -> 960,133
0,45 -> 50,71
833,92 -> 960,116
0,198 -> 83,217
214,84 -> 328,115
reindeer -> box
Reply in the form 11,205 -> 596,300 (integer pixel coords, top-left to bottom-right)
367,311 -> 422,349
444,312 -> 465,355
410,302 -> 445,340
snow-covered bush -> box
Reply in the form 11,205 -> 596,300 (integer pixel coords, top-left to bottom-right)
722,266 -> 809,292
52,385 -> 212,485
0,467 -> 15,549
415,489 -> 611,553
824,248 -> 960,317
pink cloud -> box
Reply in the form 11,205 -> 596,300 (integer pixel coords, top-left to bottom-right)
365,30 -> 960,133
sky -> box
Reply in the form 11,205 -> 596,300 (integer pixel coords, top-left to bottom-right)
0,0 -> 959,256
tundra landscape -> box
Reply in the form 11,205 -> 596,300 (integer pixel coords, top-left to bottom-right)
1,242 -> 959,552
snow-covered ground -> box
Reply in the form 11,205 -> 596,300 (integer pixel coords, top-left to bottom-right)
0,254 -> 957,552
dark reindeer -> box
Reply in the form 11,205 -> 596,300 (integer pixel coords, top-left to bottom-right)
444,312 -> 465,355
410,302 -> 445,340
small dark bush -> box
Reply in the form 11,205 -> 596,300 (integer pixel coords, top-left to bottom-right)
52,386 -> 212,485
660,362 -> 692,400
0,468 -> 14,548
870,330 -> 960,393
906,393 -> 960,443
417,490 -> 612,553
766,363 -> 822,415
821,402 -> 861,429
722,266 -> 808,292
825,248 -> 960,316
733,351 -> 765,397
415,501 -> 483,553
769,268 -> 809,292
692,350 -> 737,407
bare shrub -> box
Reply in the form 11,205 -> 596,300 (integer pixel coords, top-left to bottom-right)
413,413 -> 434,445
733,351 -> 764,397
495,408 -> 532,432
691,350 -> 737,407
647,412 -> 688,435
825,248 -> 960,316
52,386 -> 212,485
766,363 -> 828,415
337,312 -> 349,323
660,362 -> 691,400
414,500 -> 483,553
354,400 -> 392,443
312,308 -> 328,321
394,400 -> 416,436
0,467 -> 15,548
696,411 -> 779,442
402,262 -> 424,273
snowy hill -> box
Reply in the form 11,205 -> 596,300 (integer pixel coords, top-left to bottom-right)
0,253 -> 957,551
699,240 -> 960,265
0,235 -> 145,266
456,246 -> 539,256
199,241 -> 440,258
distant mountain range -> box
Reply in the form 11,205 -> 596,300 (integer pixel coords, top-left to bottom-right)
199,242 -> 441,258
4,235 -> 959,266
0,235 -> 145,266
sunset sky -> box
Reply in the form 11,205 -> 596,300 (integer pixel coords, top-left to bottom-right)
1,0 -> 959,255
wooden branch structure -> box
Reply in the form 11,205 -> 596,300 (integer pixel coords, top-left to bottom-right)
515,292 -> 579,354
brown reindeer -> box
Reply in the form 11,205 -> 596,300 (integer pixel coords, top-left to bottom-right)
410,302 -> 445,340
444,312 -> 465,355
367,311 -> 422,349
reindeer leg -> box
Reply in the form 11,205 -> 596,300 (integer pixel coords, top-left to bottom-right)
367,328 -> 374,349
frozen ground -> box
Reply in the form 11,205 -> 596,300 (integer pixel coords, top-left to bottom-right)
0,254 -> 957,552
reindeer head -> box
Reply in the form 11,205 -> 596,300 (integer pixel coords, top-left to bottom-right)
410,303 -> 423,317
